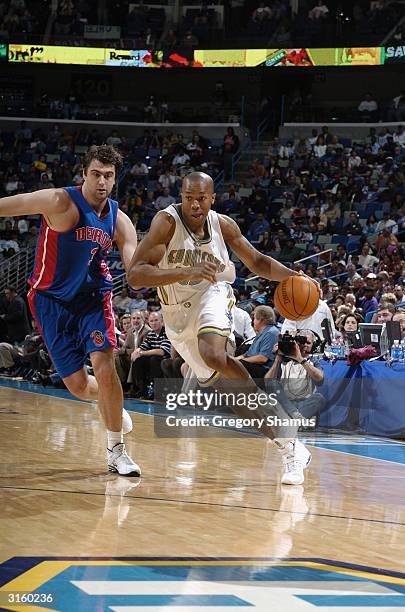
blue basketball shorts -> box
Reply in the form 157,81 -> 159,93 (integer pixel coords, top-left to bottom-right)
28,288 -> 116,379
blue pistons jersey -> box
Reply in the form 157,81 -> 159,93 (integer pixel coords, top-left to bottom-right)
28,186 -> 118,302
27,186 -> 119,378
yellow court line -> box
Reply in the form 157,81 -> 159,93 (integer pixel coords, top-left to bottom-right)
1,559 -> 405,596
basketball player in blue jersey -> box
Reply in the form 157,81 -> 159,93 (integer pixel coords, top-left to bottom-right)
0,145 -> 140,477
129,172 -> 316,485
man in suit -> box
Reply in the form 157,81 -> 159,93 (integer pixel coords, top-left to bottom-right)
115,310 -> 151,389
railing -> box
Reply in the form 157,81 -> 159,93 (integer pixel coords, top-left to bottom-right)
0,248 -> 35,294
294,248 -> 333,268
255,115 -> 271,148
231,135 -> 252,182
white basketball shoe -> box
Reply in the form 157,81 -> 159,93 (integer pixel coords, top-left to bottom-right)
107,443 -> 141,477
280,439 -> 311,485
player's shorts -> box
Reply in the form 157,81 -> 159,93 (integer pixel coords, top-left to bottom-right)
28,288 -> 116,379
161,282 -> 235,385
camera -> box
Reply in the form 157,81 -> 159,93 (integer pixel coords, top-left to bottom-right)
278,332 -> 307,358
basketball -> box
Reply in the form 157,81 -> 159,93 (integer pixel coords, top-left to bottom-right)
274,276 -> 319,321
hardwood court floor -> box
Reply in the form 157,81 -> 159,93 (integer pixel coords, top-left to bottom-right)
1,382 -> 405,610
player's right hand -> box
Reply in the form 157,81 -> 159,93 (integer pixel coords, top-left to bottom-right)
188,262 -> 217,283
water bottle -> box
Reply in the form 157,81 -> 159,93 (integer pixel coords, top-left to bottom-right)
400,340 -> 405,363
147,382 -> 154,399
334,336 -> 345,358
391,340 -> 401,361
338,337 -> 345,358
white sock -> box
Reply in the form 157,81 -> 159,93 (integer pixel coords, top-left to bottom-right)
107,430 -> 123,451
274,438 -> 295,454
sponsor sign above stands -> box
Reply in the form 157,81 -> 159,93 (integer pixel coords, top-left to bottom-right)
383,45 -> 405,63
5,44 -> 400,67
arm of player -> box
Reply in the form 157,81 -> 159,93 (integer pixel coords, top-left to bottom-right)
238,354 -> 268,364
219,215 -> 299,282
264,354 -> 283,379
0,188 -> 71,218
114,209 -> 138,273
127,211 -> 218,289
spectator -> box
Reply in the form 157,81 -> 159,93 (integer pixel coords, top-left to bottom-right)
172,150 -> 190,168
359,286 -> 379,315
130,159 -> 149,183
161,28 -> 178,47
233,305 -> 255,342
223,127 -> 239,155
279,238 -> 303,263
126,292 -> 148,313
376,212 -> 397,235
281,295 -> 336,341
235,305 -> 279,378
181,30 -> 199,47
308,0 -> 329,20
252,2 -> 272,22
155,187 -> 176,211
130,311 -> 171,398
246,212 -> 269,243
394,284 -> 404,304
313,135 -> 326,158
0,286 -> 31,343
115,310 -> 151,389
392,311 -> 405,338
113,286 -> 132,316
374,303 -> 395,323
339,313 -> 360,335
388,91 -> 405,122
358,93 -> 378,122
344,212 -> 363,236
358,244 -> 379,269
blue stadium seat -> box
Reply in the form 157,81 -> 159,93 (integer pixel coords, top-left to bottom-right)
332,234 -> 347,244
347,236 -> 361,252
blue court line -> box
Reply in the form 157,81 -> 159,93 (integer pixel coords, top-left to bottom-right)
2,378 -> 405,466
298,595 -> 405,607
0,377 -> 154,416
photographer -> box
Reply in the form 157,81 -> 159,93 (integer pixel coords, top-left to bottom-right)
265,330 -> 325,421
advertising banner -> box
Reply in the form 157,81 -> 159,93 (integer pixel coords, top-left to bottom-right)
383,46 -> 405,64
7,44 -> 389,68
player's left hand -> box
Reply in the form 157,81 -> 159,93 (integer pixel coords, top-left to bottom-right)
297,270 -> 321,298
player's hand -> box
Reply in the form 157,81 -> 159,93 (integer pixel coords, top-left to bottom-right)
188,261 -> 217,284
297,270 -> 321,298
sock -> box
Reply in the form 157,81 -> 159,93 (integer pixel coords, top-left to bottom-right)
107,430 -> 123,451
274,438 -> 295,455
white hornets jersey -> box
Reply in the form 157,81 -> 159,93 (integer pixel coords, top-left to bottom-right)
157,204 -> 236,305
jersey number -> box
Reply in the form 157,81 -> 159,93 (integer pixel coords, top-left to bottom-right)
88,247 -> 98,267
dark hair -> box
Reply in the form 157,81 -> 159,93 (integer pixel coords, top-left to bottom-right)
377,302 -> 395,314
5,285 -> 16,293
83,144 -> 123,175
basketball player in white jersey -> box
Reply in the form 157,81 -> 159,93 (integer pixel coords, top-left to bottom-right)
128,172 -> 312,484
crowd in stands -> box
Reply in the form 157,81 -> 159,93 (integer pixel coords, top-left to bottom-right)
3,0 -> 404,48
0,0 -> 48,38
0,118 -> 404,396
0,121 -> 232,247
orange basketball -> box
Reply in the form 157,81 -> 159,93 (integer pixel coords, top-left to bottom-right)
274,276 -> 319,321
